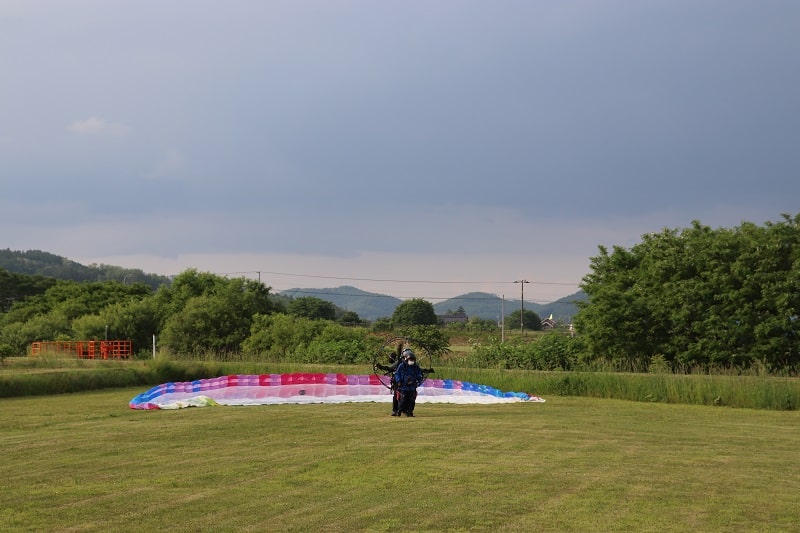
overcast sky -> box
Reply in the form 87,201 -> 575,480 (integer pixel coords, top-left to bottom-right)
2,1 -> 798,303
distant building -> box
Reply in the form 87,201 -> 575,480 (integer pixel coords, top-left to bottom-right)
439,311 -> 468,324
541,313 -> 556,329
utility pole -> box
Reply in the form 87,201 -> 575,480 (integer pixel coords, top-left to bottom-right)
513,280 -> 530,336
501,294 -> 505,343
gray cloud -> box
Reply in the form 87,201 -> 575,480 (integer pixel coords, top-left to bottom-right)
2,1 -> 798,297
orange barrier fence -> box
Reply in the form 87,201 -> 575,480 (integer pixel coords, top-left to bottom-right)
30,340 -> 133,359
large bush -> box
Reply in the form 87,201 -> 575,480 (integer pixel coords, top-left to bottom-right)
242,314 -> 376,364
469,333 -> 582,370
157,270 -> 275,356
576,215 -> 800,373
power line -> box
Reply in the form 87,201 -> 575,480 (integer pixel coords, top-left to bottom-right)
202,270 -> 583,303
218,270 -> 580,287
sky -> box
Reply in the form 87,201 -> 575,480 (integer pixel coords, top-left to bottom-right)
2,1 -> 798,304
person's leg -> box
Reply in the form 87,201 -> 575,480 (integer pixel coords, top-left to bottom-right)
398,390 -> 410,416
391,389 -> 400,415
407,390 -> 418,416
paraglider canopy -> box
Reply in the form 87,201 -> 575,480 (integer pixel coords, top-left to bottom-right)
129,372 -> 544,410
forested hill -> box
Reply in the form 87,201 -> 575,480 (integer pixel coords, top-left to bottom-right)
0,249 -> 171,289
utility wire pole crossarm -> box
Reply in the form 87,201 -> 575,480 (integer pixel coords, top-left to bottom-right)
513,279 -> 530,335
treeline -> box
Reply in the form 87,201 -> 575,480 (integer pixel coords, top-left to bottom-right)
4,214 -> 799,375
0,268 -> 451,363
0,264 -> 534,363
575,214 -> 800,374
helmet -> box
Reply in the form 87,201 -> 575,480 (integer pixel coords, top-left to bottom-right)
402,348 -> 415,359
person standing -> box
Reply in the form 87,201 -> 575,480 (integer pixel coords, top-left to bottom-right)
377,349 -> 404,416
394,349 -> 424,417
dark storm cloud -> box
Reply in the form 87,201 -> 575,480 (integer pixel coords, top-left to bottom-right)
1,1 -> 798,268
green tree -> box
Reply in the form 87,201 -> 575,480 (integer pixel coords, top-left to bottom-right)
469,337 -> 523,369
506,309 -> 542,331
338,310 -> 362,325
287,296 -> 336,321
153,269 -> 225,319
464,316 -> 499,332
242,313 -> 326,359
396,325 -> 451,359
1,279 -> 150,325
157,270 -> 275,356
392,298 -> 437,326
0,278 -> 153,353
529,332 -> 580,370
300,323 -> 372,364
0,342 -> 15,363
573,243 -> 656,370
371,317 -> 393,332
161,295 -> 245,355
72,297 -> 161,355
575,214 -> 800,373
0,268 -> 57,312
2,311 -> 72,353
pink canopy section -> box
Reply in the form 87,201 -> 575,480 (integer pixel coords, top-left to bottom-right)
129,373 -> 544,410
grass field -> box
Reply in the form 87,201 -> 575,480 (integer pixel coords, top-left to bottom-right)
3,388 -> 799,532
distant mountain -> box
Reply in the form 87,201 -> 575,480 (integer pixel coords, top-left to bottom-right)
537,290 -> 588,322
433,291 -> 585,323
1,249 -> 97,281
0,249 -> 171,289
279,286 -> 402,321
432,292 -> 508,322
279,286 -> 586,322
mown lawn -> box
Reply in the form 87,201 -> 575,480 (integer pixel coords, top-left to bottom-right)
2,388 -> 799,532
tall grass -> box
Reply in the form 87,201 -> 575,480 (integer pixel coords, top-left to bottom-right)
440,367 -> 800,411
3,356 -> 798,410
0,358 -> 367,399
